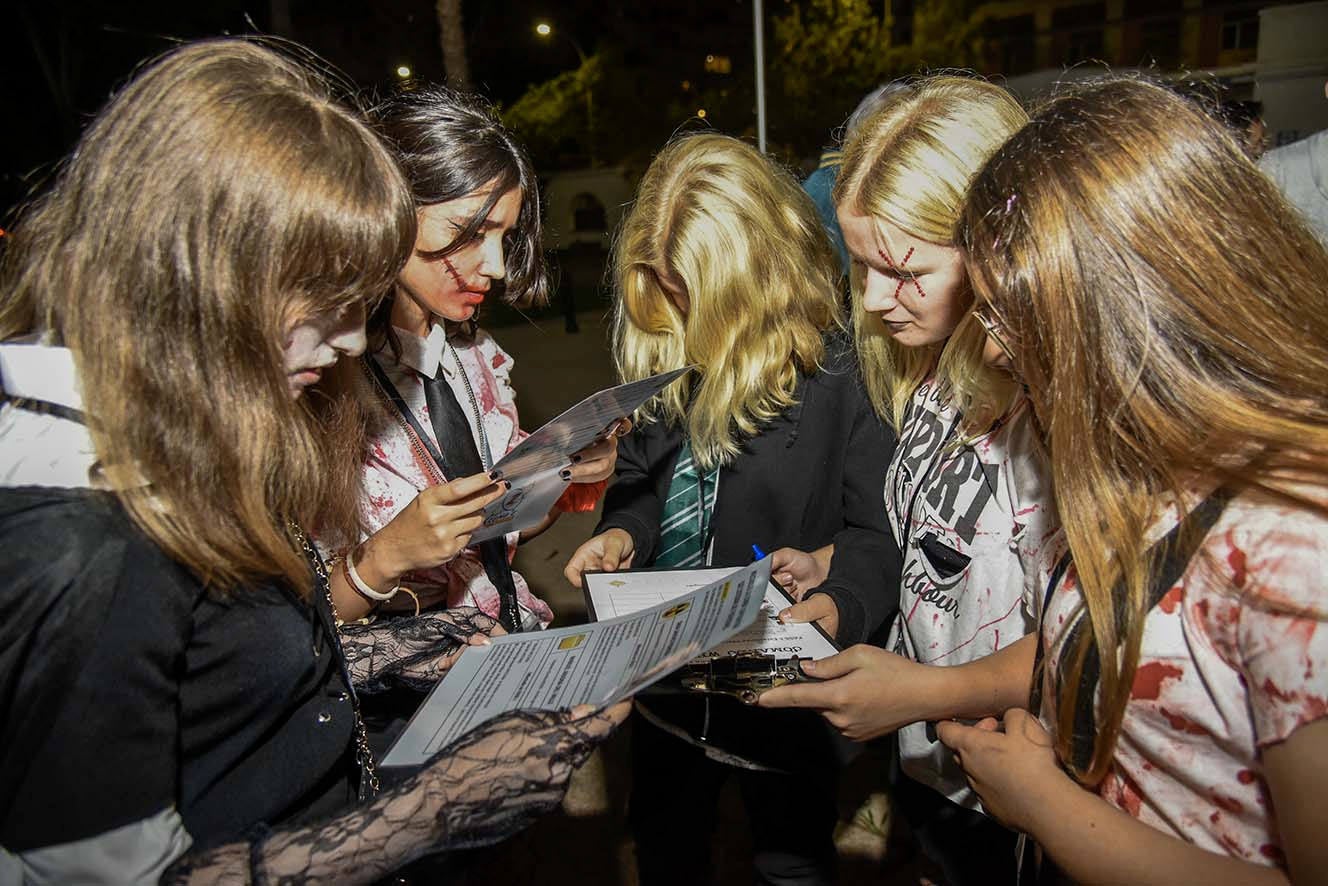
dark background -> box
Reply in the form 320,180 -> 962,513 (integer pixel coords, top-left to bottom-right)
2,0 -> 768,221
3,0 -> 1284,226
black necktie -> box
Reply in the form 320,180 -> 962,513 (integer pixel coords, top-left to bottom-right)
420,371 -> 524,633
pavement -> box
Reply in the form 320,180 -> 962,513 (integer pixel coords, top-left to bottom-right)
473,307 -> 925,885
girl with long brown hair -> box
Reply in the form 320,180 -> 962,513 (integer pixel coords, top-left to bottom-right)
937,76 -> 1328,883
0,38 -> 626,884
768,76 -> 1328,882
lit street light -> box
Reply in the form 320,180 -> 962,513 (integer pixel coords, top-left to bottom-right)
396,65 -> 412,79
534,21 -> 597,168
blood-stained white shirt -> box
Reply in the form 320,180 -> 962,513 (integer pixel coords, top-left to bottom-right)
326,324 -> 552,627
1036,490 -> 1328,869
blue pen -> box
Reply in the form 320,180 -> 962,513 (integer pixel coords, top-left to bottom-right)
751,544 -> 767,560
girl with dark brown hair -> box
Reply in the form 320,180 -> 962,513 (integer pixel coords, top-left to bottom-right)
0,38 -> 626,884
319,86 -> 623,637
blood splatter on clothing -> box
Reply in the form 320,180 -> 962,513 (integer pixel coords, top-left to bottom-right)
318,325 -> 552,626
1036,490 -> 1328,868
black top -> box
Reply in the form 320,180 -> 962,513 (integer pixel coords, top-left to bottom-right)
597,334 -> 902,645
595,335 -> 902,771
0,487 -> 358,852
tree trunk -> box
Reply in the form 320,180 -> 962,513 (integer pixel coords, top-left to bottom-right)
435,0 -> 471,91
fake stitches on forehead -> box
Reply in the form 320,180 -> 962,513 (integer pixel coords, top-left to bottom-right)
878,244 -> 929,299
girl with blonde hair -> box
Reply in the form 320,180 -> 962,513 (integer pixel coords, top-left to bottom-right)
565,131 -> 898,885
935,77 -> 1328,884
761,76 -> 1053,885
0,38 -> 626,883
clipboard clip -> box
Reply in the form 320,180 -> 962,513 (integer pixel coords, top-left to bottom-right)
676,653 -> 819,705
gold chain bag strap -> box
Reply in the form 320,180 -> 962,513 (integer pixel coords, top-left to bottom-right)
291,524 -> 382,801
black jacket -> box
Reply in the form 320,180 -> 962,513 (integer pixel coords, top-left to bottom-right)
596,334 -> 901,646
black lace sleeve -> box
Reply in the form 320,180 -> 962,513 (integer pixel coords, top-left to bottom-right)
160,703 -> 629,885
337,606 -> 501,694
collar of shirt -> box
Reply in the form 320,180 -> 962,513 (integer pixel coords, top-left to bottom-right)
393,322 -> 454,380
1,340 -> 157,491
0,339 -> 100,489
0,336 -> 83,411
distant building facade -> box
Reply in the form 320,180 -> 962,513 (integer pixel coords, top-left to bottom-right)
540,166 -> 634,252
884,0 -> 1328,146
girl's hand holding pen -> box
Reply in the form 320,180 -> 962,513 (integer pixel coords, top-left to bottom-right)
769,546 -> 831,600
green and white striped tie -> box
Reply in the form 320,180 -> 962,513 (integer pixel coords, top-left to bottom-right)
656,440 -> 719,568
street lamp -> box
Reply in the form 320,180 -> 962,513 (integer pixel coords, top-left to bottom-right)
534,21 -> 597,168
753,0 -> 767,152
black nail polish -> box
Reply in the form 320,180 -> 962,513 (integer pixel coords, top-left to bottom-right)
560,469 -> 572,481
571,454 -> 583,463
489,469 -> 503,481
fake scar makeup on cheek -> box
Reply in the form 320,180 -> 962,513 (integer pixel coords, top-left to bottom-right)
879,245 -> 929,300
442,255 -> 466,290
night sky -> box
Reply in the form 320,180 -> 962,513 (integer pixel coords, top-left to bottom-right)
3,0 -> 761,218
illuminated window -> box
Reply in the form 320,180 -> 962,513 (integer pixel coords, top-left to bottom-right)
703,54 -> 732,74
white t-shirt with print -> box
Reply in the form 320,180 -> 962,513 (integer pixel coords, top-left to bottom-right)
885,378 -> 1055,809
1035,490 -> 1328,870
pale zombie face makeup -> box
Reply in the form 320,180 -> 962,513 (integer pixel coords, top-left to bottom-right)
838,207 -> 969,349
282,302 -> 367,398
395,183 -> 523,332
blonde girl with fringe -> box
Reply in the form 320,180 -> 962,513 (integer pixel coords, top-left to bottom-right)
0,38 -> 627,883
934,77 -> 1328,884
759,76 -> 1054,886
565,132 -> 898,886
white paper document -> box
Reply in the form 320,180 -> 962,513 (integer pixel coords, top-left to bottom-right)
381,556 -> 771,767
469,366 -> 692,543
584,567 -> 840,662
